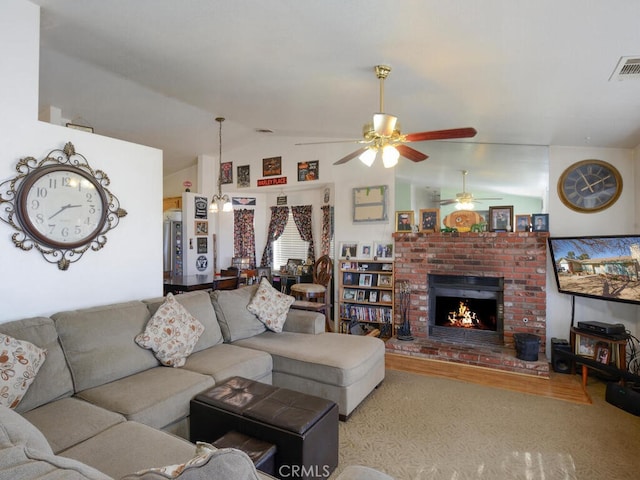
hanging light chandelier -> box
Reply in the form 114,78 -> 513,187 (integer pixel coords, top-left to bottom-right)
209,117 -> 232,213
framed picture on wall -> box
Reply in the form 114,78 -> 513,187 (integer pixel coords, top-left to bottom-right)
237,165 -> 250,188
194,221 -> 208,236
262,156 -> 282,176
220,162 -> 233,184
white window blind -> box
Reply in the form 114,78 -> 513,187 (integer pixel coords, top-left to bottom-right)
273,212 -> 309,269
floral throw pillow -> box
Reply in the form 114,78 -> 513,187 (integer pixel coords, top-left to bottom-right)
135,293 -> 205,367
0,334 -> 47,409
247,277 -> 295,332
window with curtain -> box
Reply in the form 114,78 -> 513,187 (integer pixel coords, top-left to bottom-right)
273,211 -> 309,269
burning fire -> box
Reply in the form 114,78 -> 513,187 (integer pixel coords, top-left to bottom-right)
447,301 -> 479,328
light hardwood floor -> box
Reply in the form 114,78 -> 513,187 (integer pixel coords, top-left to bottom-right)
386,352 -> 592,404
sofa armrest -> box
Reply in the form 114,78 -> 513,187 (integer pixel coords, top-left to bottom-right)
282,309 -> 324,334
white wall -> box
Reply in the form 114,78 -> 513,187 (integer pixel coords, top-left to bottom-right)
0,1 -> 163,323
546,146 -> 638,346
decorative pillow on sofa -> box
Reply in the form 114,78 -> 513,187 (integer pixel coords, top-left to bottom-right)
120,444 -> 261,480
0,334 -> 47,409
247,277 -> 295,332
135,293 -> 205,367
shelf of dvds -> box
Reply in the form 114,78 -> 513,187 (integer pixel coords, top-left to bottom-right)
338,259 -> 394,338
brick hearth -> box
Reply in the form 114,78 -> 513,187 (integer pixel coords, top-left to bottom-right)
388,231 -> 549,377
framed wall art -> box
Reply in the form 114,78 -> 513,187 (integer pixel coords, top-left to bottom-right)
352,185 -> 388,223
297,160 -> 319,181
262,156 -> 282,177
194,221 -> 208,236
220,162 -> 233,184
237,165 -> 250,188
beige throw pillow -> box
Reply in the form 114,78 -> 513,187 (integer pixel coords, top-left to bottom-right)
247,277 -> 295,332
0,334 -> 47,409
135,293 -> 205,367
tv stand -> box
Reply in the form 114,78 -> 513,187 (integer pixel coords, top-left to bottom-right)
570,327 -> 628,388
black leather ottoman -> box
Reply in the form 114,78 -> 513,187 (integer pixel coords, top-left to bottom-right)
190,376 -> 338,480
213,430 -> 277,475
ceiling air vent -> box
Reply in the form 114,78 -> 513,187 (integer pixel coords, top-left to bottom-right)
609,56 -> 640,81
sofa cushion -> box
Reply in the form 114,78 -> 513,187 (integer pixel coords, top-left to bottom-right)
120,447 -> 261,480
0,333 -> 47,409
22,397 -> 125,454
211,285 -> 266,342
246,278 -> 294,333
0,317 -> 74,413
135,293 -> 205,367
75,366 -> 214,430
59,421 -> 198,480
53,301 -> 160,392
182,343 -> 272,384
144,291 -> 223,352
233,332 -> 385,387
0,405 -> 110,480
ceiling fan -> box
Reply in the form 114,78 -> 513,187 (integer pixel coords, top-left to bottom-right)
298,65 -> 477,168
439,170 -> 502,210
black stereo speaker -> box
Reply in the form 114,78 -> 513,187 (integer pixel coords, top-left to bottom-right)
551,338 -> 572,374
606,382 -> 640,416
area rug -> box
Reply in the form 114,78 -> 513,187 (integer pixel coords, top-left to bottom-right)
334,369 -> 640,479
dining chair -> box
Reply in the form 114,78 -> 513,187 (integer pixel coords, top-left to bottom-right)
290,255 -> 333,332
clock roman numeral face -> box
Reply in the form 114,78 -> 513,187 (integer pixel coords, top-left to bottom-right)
19,167 -> 107,248
558,160 -> 622,213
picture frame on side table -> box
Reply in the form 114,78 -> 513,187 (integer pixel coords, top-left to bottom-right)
419,208 -> 440,232
595,342 -> 610,364
532,213 -> 549,232
488,205 -> 514,232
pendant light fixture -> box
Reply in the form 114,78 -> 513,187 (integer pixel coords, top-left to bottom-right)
209,117 -> 232,213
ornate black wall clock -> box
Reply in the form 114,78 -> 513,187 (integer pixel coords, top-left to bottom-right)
0,142 -> 127,270
557,159 -> 622,213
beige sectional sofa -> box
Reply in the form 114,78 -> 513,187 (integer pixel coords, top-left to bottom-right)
0,286 -> 388,479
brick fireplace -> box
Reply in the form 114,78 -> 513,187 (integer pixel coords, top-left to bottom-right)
387,231 -> 549,376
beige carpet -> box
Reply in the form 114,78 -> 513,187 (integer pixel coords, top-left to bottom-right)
333,369 -> 640,479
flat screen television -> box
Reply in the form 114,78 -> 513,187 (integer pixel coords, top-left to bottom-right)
548,235 -> 640,305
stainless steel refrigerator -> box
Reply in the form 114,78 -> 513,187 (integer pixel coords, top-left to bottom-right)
163,220 -> 183,276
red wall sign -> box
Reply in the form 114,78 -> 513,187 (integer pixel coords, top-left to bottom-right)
257,177 -> 287,187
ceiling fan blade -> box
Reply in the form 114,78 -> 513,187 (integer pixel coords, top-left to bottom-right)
474,197 -> 503,201
439,199 -> 459,205
296,138 -> 365,146
396,145 -> 428,162
334,147 -> 369,165
404,127 -> 478,143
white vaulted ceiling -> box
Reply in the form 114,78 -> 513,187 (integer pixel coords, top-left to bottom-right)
33,0 -> 640,186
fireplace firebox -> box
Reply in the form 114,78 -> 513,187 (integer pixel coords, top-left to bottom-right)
428,274 -> 504,345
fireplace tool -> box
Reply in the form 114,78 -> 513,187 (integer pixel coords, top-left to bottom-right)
396,280 -> 414,341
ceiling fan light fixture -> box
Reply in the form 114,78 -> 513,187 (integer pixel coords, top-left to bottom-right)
456,201 -> 474,210
373,113 -> 398,137
382,145 -> 399,168
359,147 -> 377,167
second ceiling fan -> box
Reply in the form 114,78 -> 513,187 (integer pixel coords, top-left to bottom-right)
330,65 -> 478,167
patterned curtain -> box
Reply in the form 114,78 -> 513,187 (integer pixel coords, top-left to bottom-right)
321,205 -> 332,256
260,206 -> 289,267
291,205 -> 315,262
233,209 -> 256,267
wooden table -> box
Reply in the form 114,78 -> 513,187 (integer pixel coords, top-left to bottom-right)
163,275 -> 237,295
272,272 -> 312,293
569,327 -> 628,388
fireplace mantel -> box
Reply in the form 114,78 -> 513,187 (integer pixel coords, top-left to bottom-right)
389,231 -> 549,375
